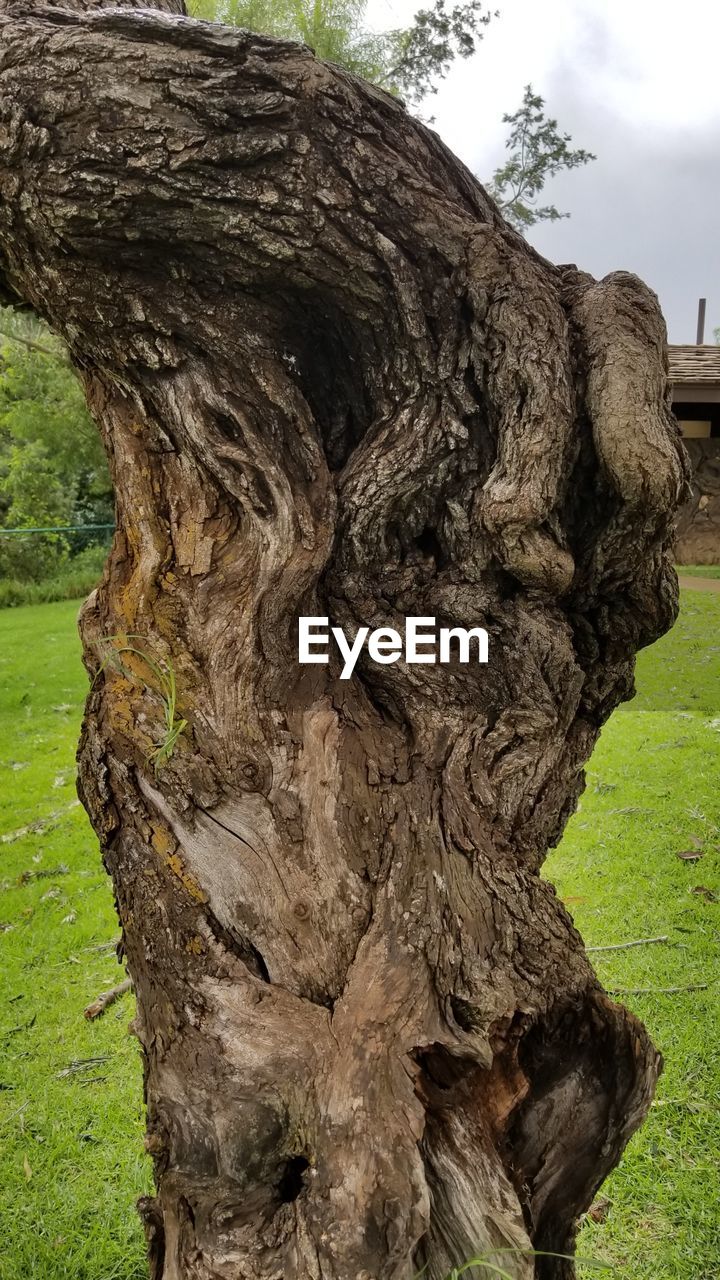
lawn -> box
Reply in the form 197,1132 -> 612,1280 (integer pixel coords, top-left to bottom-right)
677,565 -> 720,579
0,602 -> 150,1280
0,593 -> 718,1280
546,589 -> 720,1279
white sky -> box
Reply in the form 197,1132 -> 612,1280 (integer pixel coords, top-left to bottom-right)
366,0 -> 720,341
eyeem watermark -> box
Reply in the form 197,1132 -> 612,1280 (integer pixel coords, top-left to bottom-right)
299,616 -> 489,680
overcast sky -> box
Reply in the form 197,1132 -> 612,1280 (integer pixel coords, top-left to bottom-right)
366,0 -> 720,343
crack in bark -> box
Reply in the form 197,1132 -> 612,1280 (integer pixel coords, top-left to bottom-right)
197,802 -> 292,904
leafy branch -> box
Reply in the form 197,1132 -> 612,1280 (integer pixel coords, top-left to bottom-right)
0,328 -> 61,359
487,84 -> 596,231
375,1 -> 496,104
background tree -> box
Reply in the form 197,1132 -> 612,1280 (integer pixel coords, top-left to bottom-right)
0,310 -> 112,581
0,2 -> 687,1278
487,84 -> 596,232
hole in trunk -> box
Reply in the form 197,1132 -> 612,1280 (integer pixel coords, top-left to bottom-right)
279,295 -> 376,470
205,913 -> 271,983
247,942 -> 271,984
277,1154 -> 310,1202
450,995 -> 479,1032
414,525 -> 447,567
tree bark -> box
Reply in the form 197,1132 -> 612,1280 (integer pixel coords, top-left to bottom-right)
676,439 -> 720,564
0,3 -> 689,1277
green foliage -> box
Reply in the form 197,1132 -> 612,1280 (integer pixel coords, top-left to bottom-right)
487,85 -> 595,231
190,0 -> 493,104
193,0 -> 369,66
0,442 -> 71,581
0,313 -> 99,481
371,1 -> 494,104
0,543 -> 107,609
0,308 -> 113,584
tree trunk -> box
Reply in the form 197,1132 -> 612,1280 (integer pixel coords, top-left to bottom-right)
0,3 -> 689,1277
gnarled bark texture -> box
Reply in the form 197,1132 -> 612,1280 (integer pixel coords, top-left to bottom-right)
0,3 -> 689,1277
676,439 -> 720,564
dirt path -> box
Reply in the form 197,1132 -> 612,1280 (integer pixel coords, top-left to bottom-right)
678,575 -> 720,593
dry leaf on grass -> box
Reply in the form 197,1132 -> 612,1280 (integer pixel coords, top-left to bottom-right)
587,1196 -> 612,1223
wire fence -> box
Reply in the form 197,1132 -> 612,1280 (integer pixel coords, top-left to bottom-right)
0,525 -> 115,535
0,523 -> 115,555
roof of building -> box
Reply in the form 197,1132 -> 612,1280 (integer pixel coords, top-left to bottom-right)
669,345 -> 720,385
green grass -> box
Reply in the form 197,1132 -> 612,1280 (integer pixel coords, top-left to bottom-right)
0,594 -> 718,1279
0,601 -> 150,1280
546,591 -> 720,1280
677,564 -> 720,579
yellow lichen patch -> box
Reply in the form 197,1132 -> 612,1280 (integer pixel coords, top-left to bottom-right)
165,853 -> 207,903
150,822 -> 207,902
104,679 -> 154,754
185,935 -> 205,955
115,552 -> 146,633
150,824 -> 175,858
